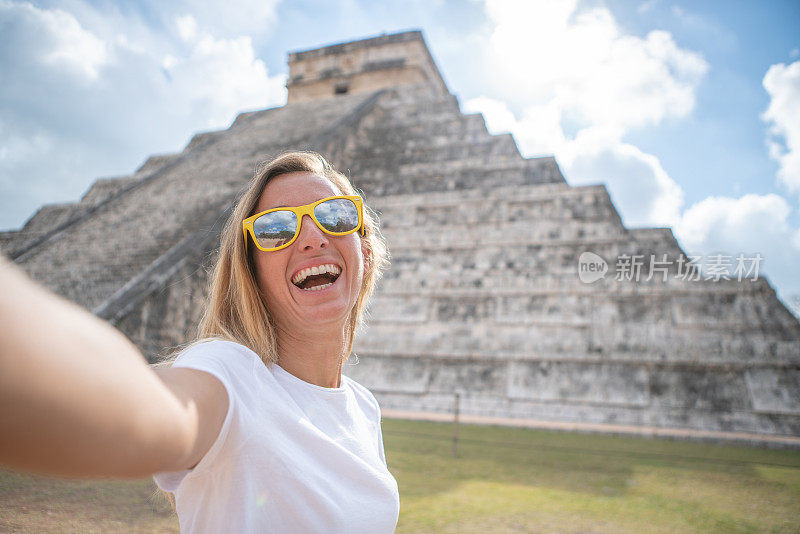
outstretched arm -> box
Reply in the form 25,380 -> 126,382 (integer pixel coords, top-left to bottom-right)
0,256 -> 213,478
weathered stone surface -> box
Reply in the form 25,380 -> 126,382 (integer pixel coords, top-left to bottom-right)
13,92 -> 381,310
745,368 -> 800,415
287,31 -> 448,103
8,30 -> 800,438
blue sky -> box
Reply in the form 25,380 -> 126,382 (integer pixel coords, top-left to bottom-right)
1,0 -> 799,312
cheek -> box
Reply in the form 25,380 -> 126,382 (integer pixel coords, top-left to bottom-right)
253,254 -> 285,297
341,237 -> 364,285
352,238 -> 366,277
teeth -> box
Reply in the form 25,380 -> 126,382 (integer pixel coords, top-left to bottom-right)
302,282 -> 333,291
291,263 -> 342,285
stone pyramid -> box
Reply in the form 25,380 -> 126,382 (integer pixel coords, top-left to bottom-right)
4,31 -> 799,439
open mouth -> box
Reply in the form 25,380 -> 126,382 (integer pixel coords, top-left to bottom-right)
291,263 -> 342,291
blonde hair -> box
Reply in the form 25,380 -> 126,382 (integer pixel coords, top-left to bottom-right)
197,150 -> 388,365
152,151 -> 388,508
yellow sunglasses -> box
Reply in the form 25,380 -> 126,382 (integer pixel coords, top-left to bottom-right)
243,195 -> 365,252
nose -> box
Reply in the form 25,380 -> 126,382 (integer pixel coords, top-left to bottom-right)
295,214 -> 329,251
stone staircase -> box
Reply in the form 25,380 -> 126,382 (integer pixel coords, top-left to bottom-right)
6,54 -> 799,439
344,91 -> 562,197
330,87 -> 800,436
9,91 -> 385,311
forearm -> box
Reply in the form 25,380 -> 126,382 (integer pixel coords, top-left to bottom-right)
0,257 -> 196,478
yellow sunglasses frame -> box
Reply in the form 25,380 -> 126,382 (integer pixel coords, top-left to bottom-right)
242,195 -> 365,253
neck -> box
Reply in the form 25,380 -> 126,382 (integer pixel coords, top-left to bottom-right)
274,322 -> 349,388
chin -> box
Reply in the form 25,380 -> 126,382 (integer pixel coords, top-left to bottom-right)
296,293 -> 353,322
301,308 -> 352,328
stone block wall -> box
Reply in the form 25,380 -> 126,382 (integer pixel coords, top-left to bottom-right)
9,39 -> 800,440
287,31 -> 448,103
334,87 -> 800,436
12,92 -> 381,310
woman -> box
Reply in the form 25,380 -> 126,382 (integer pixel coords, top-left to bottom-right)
0,152 -> 399,533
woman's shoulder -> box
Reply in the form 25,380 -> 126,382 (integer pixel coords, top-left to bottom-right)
171,339 -> 262,375
341,372 -> 381,420
176,338 -> 258,359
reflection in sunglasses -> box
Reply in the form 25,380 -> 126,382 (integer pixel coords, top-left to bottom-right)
244,196 -> 363,252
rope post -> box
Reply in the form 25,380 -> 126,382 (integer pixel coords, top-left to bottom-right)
452,392 -> 460,458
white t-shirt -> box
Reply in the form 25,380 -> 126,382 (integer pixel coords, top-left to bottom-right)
153,340 -> 399,533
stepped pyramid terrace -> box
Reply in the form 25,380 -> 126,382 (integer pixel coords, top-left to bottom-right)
3,31 -> 799,443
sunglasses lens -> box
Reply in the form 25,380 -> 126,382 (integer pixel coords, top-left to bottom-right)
314,198 -> 360,233
253,210 -> 297,249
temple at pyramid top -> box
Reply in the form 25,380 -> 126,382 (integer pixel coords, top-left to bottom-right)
286,30 -> 449,103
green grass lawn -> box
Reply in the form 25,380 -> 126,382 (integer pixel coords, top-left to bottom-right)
383,419 -> 800,533
1,418 -> 798,533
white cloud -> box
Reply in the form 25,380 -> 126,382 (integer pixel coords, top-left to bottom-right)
0,0 -> 287,229
466,0 -> 705,229
675,194 -> 793,252
465,98 -> 685,226
673,194 -> 800,302
160,30 -> 286,128
559,129 -> 685,227
762,61 -> 800,194
38,8 -> 108,80
176,14 -> 199,43
483,0 -> 707,132
468,1 -> 800,304
462,96 -> 515,134
464,97 -> 566,156
0,1 -> 108,81
468,85 -> 800,298
167,0 -> 280,37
